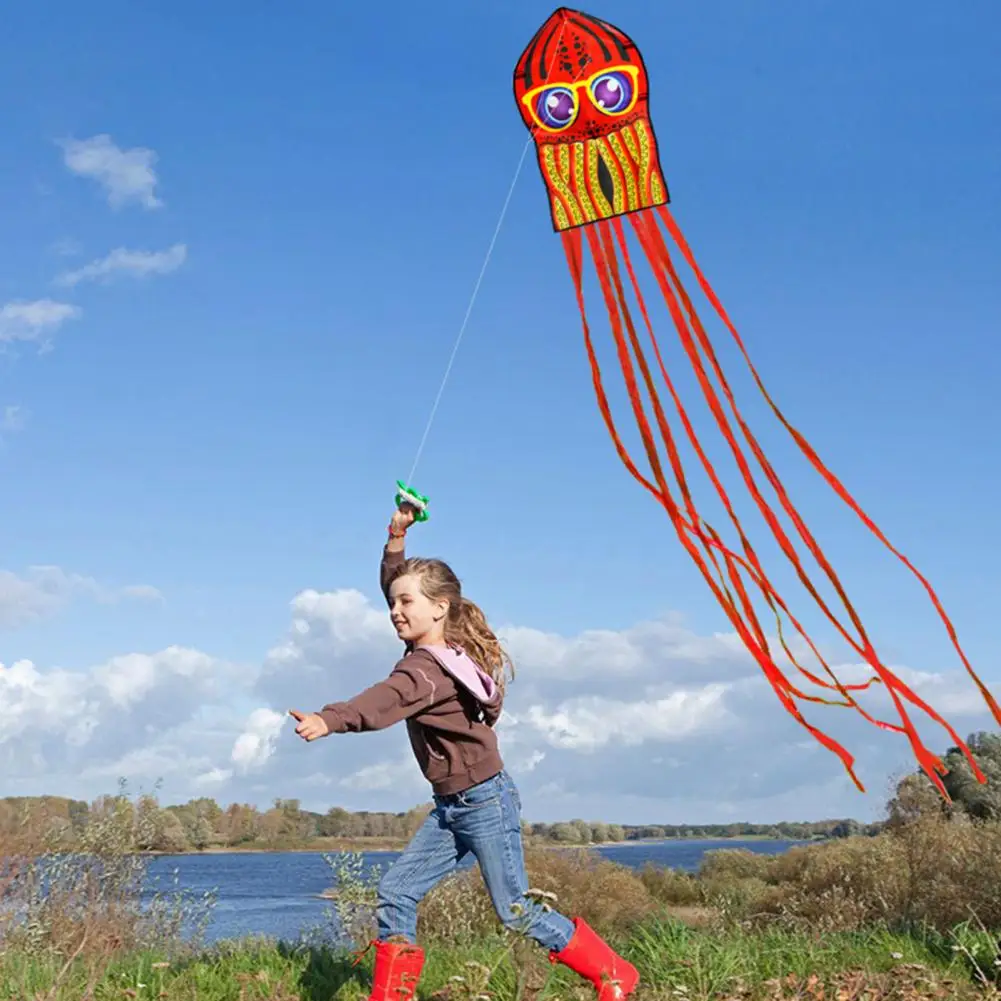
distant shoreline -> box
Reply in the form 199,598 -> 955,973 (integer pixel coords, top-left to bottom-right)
151,834 -> 812,857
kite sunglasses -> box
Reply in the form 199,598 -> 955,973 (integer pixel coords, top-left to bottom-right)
521,64 -> 641,133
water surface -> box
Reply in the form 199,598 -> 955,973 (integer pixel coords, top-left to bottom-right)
147,839 -> 800,944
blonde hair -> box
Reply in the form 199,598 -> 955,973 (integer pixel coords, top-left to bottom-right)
390,557 -> 515,695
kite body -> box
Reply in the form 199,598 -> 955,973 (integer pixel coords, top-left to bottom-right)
513,8 -> 668,231
513,8 -> 1000,796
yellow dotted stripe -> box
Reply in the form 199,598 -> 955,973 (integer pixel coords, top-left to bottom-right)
571,143 -> 598,223
650,170 -> 666,205
634,120 -> 660,207
541,145 -> 584,229
620,124 -> 640,165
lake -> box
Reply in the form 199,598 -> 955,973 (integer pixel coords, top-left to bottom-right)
146,839 -> 800,944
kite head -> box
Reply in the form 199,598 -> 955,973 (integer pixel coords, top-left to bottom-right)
513,7 -> 670,233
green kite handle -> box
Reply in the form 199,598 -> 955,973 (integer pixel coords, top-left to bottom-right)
395,480 -> 430,522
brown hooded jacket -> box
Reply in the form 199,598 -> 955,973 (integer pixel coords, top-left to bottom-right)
315,544 -> 505,796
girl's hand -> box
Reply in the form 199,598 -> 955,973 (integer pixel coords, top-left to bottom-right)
289,709 -> 330,742
390,503 -> 417,536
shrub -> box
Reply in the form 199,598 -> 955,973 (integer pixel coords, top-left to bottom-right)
665,817 -> 1001,935
418,847 -> 658,943
636,862 -> 702,907
0,785 -> 214,998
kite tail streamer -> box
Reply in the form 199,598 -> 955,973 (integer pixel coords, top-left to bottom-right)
563,215 -> 986,796
562,224 -> 866,792
607,217 -> 887,712
656,205 -> 1001,737
625,207 -> 985,790
639,212 -> 980,791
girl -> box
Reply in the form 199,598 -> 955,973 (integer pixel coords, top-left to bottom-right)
289,503 -> 639,1001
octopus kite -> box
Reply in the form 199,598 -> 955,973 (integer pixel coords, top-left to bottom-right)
513,7 -> 999,796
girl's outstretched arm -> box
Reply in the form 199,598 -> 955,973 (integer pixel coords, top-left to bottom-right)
291,652 -> 446,741
317,656 -> 440,733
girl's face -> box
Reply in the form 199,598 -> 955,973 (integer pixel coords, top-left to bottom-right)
388,573 -> 448,645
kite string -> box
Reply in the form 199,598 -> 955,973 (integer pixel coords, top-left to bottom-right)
405,132 -> 535,487
405,16 -> 575,487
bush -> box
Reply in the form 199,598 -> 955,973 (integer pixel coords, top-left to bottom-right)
418,847 -> 658,943
321,851 -> 379,945
636,862 -> 702,907
0,786 -> 214,997
659,816 -> 1001,935
698,847 -> 774,885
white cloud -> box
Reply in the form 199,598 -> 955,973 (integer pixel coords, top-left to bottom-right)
0,658 -> 101,751
2,579 -> 998,824
0,648 -> 251,796
81,746 -> 191,782
511,749 -> 546,774
502,617 -> 751,683
231,709 -> 287,773
195,767 -> 234,786
0,565 -> 162,629
94,647 -> 218,709
56,244 -> 187,288
263,589 -> 398,670
522,685 -> 731,751
0,299 -> 81,350
60,134 -> 162,210
338,759 -> 424,793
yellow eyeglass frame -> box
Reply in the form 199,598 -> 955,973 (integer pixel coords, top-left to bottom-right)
521,64 -> 641,133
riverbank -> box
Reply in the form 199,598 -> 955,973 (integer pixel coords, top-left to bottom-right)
152,833 -> 809,856
158,836 -> 407,854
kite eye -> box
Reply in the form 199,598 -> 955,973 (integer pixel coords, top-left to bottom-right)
590,71 -> 634,114
535,87 -> 577,130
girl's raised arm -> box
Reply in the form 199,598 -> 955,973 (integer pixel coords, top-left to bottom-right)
381,502 -> 416,599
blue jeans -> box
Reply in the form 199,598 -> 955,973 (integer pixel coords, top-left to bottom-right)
376,771 -> 575,952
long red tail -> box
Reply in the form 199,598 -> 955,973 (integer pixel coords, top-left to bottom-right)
658,205 -> 1001,736
560,212 -> 994,795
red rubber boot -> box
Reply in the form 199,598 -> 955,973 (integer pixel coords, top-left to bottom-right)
366,940 -> 425,1001
550,917 -> 639,1000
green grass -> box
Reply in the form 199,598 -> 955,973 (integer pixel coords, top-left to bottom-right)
1,917 -> 996,1001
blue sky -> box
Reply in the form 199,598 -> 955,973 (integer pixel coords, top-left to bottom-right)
0,0 -> 999,824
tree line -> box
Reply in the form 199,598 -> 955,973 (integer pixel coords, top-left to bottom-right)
0,789 -> 878,853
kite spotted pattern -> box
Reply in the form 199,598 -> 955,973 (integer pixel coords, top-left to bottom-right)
513,7 -> 1000,795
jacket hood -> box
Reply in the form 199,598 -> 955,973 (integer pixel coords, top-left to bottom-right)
416,644 -> 501,708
